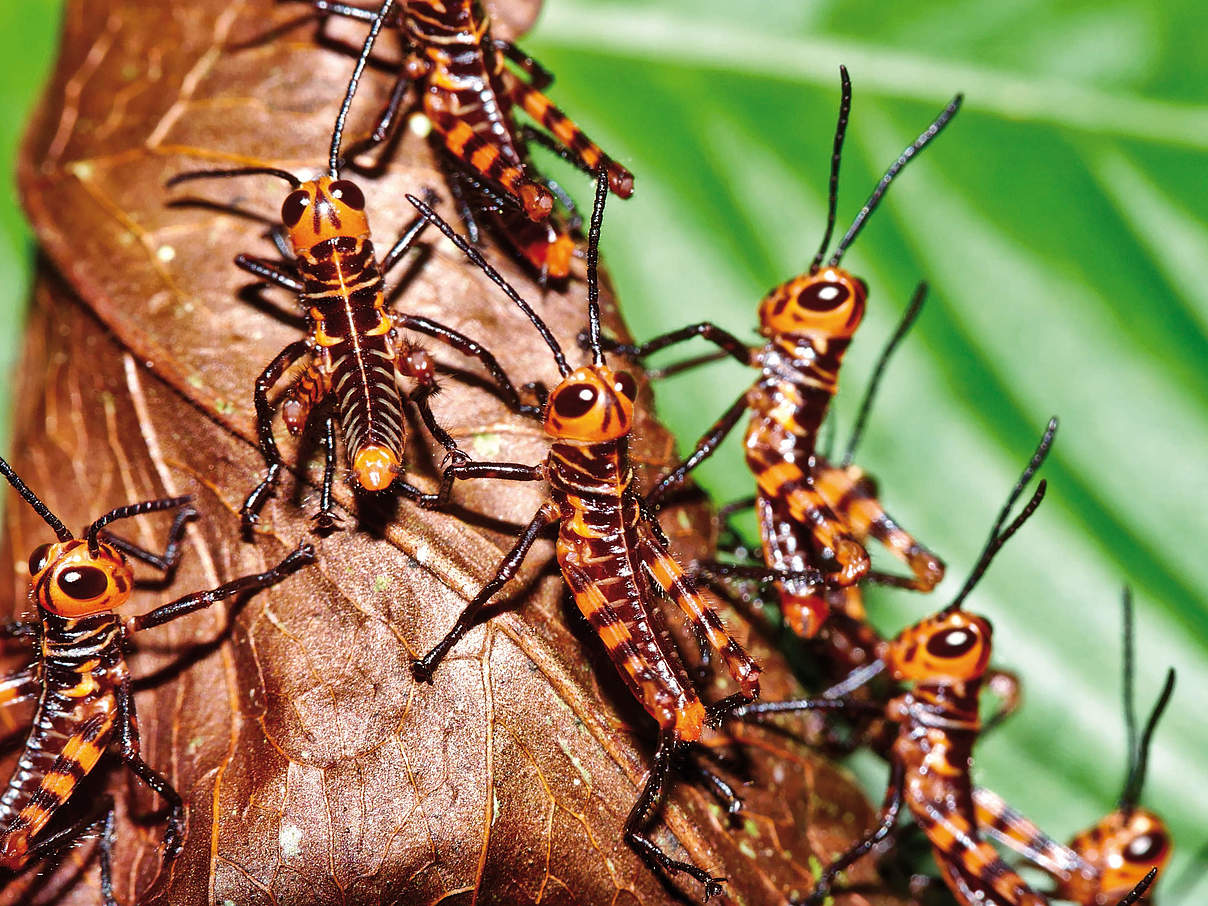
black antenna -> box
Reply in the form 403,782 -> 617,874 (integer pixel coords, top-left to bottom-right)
406,194 -> 572,377
1121,663 -> 1176,813
829,93 -> 962,267
166,167 -> 301,190
329,0 -> 397,177
945,416 -> 1057,613
86,496 -> 192,556
842,280 -> 926,466
0,457 -> 73,542
1117,868 -> 1158,906
585,169 -> 610,365
809,65 -> 852,274
1121,587 -> 1139,794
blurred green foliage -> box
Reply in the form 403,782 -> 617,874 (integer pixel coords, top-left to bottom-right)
0,0 -> 59,447
3,0 -> 1205,901
524,0 -> 1208,899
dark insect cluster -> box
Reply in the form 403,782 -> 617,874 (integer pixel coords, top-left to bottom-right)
0,1 -> 1184,905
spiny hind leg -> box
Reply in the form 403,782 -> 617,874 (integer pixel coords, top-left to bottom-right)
625,729 -> 727,900
493,39 -> 554,89
430,113 -> 553,221
781,483 -> 869,585
313,414 -> 342,532
241,340 -> 312,534
446,165 -> 486,245
677,743 -> 744,821
637,526 -> 760,699
972,785 -> 1085,879
0,796 -> 119,905
117,677 -> 185,865
817,461 -> 944,589
506,75 -> 634,197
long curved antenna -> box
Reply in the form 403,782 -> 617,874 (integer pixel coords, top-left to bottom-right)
329,0 -> 397,177
809,65 -> 852,274
945,416 -> 1057,613
1120,666 -> 1176,813
166,167 -> 301,190
86,496 -> 193,556
821,658 -> 885,699
585,169 -> 609,365
0,457 -> 73,542
406,194 -> 571,377
829,93 -> 962,267
1121,587 -> 1139,794
842,280 -> 926,466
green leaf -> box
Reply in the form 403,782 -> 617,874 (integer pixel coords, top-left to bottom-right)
524,1 -> 1207,900
0,0 -> 60,449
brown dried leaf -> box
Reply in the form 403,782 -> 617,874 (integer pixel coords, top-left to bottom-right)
7,1 -> 913,904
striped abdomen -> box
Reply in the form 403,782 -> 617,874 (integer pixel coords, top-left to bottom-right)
754,492 -> 830,636
747,335 -> 849,457
300,236 -> 406,492
893,685 -> 1048,906
972,786 -> 1088,885
0,613 -> 122,869
547,440 -> 706,740
744,335 -> 869,584
812,458 -> 944,590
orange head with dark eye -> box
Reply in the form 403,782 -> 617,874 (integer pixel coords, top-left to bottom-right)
1064,809 -> 1171,905
27,539 -> 133,619
280,176 -> 371,255
758,267 -> 867,340
544,365 -> 637,443
885,609 -> 992,683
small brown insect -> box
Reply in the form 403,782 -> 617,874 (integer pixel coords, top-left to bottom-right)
406,173 -> 765,900
598,68 -> 955,623
737,419 -> 1061,906
313,0 -> 633,279
0,457 -> 312,903
167,49 -> 537,532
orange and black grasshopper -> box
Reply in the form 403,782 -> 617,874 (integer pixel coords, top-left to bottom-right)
406,173 -> 766,899
597,69 -> 954,632
310,0 -> 633,280
973,588 -> 1174,905
735,419 -> 1060,906
700,289 -> 963,751
0,457 -> 312,903
168,43 -> 538,533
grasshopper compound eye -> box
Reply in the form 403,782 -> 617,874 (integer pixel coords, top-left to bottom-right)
36,542 -> 133,619
758,268 -> 867,339
544,366 -> 634,443
27,543 -> 54,577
